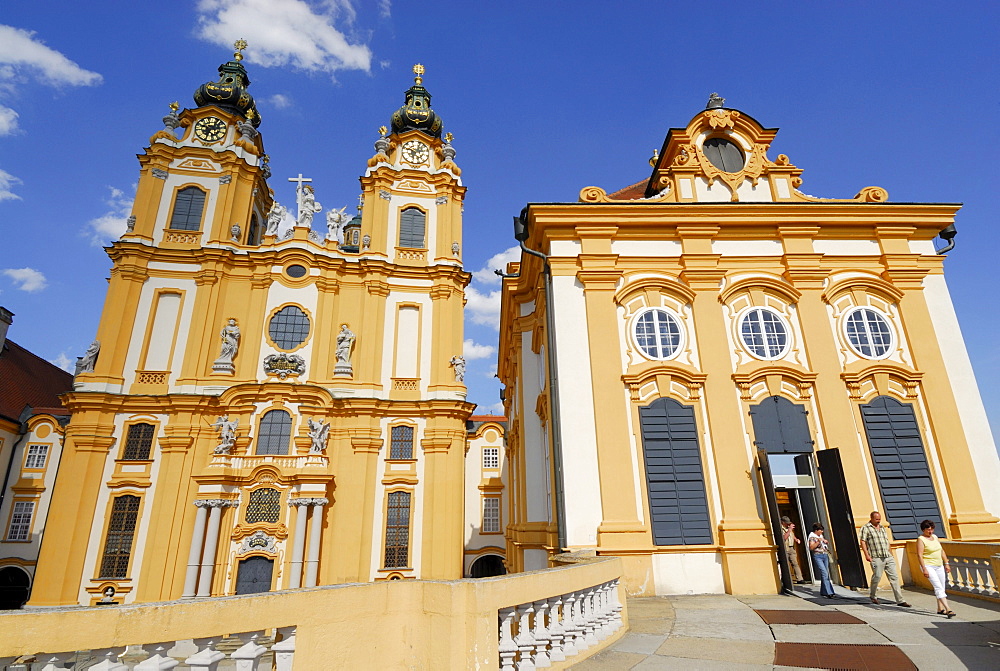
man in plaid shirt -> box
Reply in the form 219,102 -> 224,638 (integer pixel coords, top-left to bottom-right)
859,511 -> 911,607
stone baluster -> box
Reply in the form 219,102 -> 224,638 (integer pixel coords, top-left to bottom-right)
37,653 -> 74,670
514,601 -> 536,671
304,498 -> 329,587
185,637 -> 226,671
272,626 -> 297,671
572,590 -> 590,651
970,560 -> 985,594
583,588 -> 600,648
546,595 -> 566,663
135,642 -> 180,669
231,631 -> 267,671
599,582 -> 614,638
89,648 -> 128,670
609,580 -> 623,631
183,502 -> 211,597
532,599 -> 551,667
561,592 -> 579,657
592,583 -> 608,640
498,607 -> 518,671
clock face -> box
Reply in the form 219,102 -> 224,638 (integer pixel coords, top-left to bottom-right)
401,140 -> 429,164
194,116 -> 227,143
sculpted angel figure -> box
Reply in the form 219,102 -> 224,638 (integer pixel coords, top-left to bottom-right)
307,418 -> 331,454
326,206 -> 348,242
211,415 -> 239,455
266,201 -> 286,235
297,184 -> 322,227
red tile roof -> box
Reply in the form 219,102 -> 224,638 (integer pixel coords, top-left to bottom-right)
0,340 -> 73,423
608,179 -> 648,200
469,415 -> 506,422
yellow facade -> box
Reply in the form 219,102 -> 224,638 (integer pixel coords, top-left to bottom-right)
498,103 -> 1000,596
29,56 -> 474,606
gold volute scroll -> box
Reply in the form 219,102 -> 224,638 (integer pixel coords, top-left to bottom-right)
579,186 -> 610,203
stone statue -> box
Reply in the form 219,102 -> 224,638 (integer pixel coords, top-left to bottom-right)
125,215 -> 136,233
266,202 -> 286,236
334,324 -> 356,377
307,418 -> 330,454
230,223 -> 241,242
296,184 -> 322,228
362,234 -> 371,250
75,340 -> 100,376
452,241 -> 460,256
449,355 -> 466,383
211,415 -> 239,455
212,318 -> 240,374
326,207 -> 348,242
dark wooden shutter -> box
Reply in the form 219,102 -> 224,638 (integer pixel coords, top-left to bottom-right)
860,396 -> 944,539
638,398 -> 713,545
398,208 -> 425,248
168,187 -> 206,231
749,396 -> 815,454
235,557 -> 273,595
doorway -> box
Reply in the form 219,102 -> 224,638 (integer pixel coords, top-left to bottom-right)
0,566 -> 30,609
235,556 -> 273,595
469,554 -> 507,578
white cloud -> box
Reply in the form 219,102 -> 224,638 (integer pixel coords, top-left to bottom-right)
0,167 -> 21,201
465,285 -> 501,329
2,267 -> 48,292
378,0 -> 392,18
50,352 -> 74,373
478,401 -> 505,416
0,25 -> 103,87
195,0 -> 372,77
84,186 -> 133,245
267,93 -> 293,109
0,105 -> 18,136
472,245 -> 520,285
463,338 -> 496,361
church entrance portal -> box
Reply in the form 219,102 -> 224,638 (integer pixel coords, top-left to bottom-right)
235,557 -> 273,595
469,554 -> 506,578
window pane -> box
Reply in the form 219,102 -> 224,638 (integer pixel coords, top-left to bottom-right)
99,496 -> 140,579
483,497 -> 500,533
846,308 -> 893,358
268,306 -> 311,350
256,410 -> 292,455
24,445 -> 48,469
168,187 -> 206,231
482,447 -> 499,469
384,491 -> 411,568
122,423 -> 154,460
740,308 -> 788,359
634,309 -> 682,359
390,425 -> 414,460
6,501 -> 34,541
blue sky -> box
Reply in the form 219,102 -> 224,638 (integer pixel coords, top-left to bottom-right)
0,2 -> 997,435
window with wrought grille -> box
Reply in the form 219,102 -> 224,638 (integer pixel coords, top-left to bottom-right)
256,410 -> 292,455
384,491 -> 411,568
245,488 -> 281,524
99,495 -> 140,579
739,307 -> 790,360
6,501 -> 35,541
398,208 -> 426,248
122,423 -> 154,460
390,425 -> 414,460
482,447 -> 499,470
168,186 -> 207,231
24,445 -> 49,469
482,497 -> 501,533
268,306 -> 311,350
844,307 -> 894,359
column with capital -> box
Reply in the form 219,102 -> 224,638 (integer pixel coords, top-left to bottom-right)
287,499 -> 310,588
182,502 -> 210,597
195,499 -> 236,597
304,498 -> 329,587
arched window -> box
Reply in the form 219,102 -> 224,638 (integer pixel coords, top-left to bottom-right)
398,207 -> 426,248
168,187 -> 206,231
256,410 -> 292,455
122,423 -> 154,460
390,425 -> 414,460
245,488 -> 281,523
384,491 -> 411,568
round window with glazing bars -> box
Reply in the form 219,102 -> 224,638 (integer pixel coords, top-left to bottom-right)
268,305 -> 310,350
843,307 -> 894,359
632,308 -> 684,360
738,307 -> 790,360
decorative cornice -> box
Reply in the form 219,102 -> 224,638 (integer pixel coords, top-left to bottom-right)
288,497 -> 329,507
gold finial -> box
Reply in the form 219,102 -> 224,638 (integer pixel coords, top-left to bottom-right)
378,125 -> 387,136
649,148 -> 659,168
234,38 -> 248,61
169,101 -> 179,112
246,108 -> 256,121
413,63 -> 425,85
445,132 -> 453,143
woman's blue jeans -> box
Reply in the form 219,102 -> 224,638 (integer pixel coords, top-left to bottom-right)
812,552 -> 835,596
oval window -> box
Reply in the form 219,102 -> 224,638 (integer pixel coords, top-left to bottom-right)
844,307 -> 894,359
632,308 -> 683,360
702,138 -> 745,173
739,307 -> 789,360
285,264 -> 307,278
268,305 -> 310,350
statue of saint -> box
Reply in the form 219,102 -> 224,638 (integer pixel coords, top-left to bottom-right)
75,340 -> 101,376
307,418 -> 331,454
296,184 -> 322,228
266,202 -> 286,236
336,324 -> 356,364
218,319 -> 240,362
326,207 -> 348,242
450,355 -> 466,383
210,415 -> 239,455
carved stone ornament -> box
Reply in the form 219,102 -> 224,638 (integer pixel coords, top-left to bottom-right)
220,174 -> 232,185
307,418 -> 330,454
362,234 -> 371,250
263,352 -> 306,379
333,324 -> 356,378
230,223 -> 241,242
74,340 -> 100,376
194,498 -> 238,509
125,215 -> 136,233
210,415 -> 239,454
212,318 -> 240,374
237,530 -> 277,555
378,189 -> 391,200
151,168 -> 168,180
435,195 -> 448,205
288,497 -> 330,507
451,241 -> 460,256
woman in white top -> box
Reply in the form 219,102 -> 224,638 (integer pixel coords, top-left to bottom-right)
917,519 -> 954,618
807,523 -> 835,598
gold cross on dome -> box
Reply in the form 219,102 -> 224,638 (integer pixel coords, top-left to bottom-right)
413,63 -> 425,84
234,38 -> 248,61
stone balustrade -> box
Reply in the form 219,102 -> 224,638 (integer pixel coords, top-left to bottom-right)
905,539 -> 1000,602
0,558 -> 626,669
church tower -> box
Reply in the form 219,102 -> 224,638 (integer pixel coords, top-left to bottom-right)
30,48 -> 473,607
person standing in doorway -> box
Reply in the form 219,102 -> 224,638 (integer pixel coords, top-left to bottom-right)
859,511 -> 911,607
781,516 -> 804,583
917,519 -> 955,618
808,523 -> 836,598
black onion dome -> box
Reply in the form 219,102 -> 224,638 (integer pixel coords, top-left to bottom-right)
193,42 -> 261,127
390,65 -> 442,138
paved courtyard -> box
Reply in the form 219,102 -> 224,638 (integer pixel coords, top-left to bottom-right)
572,585 -> 1000,670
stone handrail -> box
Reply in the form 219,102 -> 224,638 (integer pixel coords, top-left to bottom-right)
0,558 -> 626,669
905,539 -> 1000,601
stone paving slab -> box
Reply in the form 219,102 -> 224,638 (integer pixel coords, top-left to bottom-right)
570,649 -> 647,670
899,641 -> 1000,670
673,606 -> 766,625
631,657 -> 772,670
653,635 -> 774,664
867,620 -> 1000,647
611,633 -> 670,655
669,620 -> 774,642
770,623 -> 891,645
